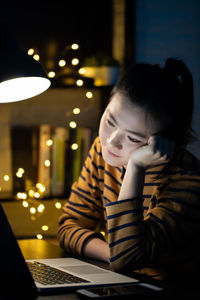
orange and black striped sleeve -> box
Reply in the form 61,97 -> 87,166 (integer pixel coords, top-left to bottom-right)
106,170 -> 200,277
58,137 -> 105,256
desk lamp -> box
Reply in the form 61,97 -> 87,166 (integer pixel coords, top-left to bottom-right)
0,23 -> 51,103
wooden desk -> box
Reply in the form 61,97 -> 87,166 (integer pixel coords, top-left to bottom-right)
17,239 -> 199,300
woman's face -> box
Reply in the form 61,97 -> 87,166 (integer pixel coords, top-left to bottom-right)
99,92 -> 161,167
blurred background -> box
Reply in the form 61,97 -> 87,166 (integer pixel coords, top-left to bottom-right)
0,0 -> 199,240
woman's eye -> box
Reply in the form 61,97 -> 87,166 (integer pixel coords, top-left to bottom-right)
107,119 -> 115,127
128,136 -> 140,143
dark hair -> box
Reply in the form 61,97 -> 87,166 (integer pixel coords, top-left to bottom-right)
112,58 -> 196,176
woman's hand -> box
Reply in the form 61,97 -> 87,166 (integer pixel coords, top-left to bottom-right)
128,135 -> 175,170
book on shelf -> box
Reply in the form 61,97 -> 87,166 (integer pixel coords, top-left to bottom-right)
51,127 -> 69,196
10,125 -> 94,199
38,124 -> 51,197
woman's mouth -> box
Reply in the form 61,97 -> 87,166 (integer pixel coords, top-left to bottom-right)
107,148 -> 120,158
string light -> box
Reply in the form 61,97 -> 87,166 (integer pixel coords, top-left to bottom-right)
58,59 -> 66,67
71,43 -> 79,50
30,207 -> 36,214
48,71 -> 56,78
44,160 -> 51,167
86,91 -> 93,99
27,48 -> 34,55
34,192 -> 40,199
55,202 -> 62,209
42,225 -> 49,231
37,204 -> 45,213
78,68 -> 86,75
3,175 -> 9,181
33,54 -> 40,61
29,189 -> 35,197
100,231 -> 106,237
16,171 -> 23,178
76,79 -> 83,86
71,58 -> 79,66
22,201 -> 29,207
73,107 -> 80,115
69,121 -> 77,128
71,143 -> 78,150
17,192 -> 27,200
37,234 -> 43,240
46,139 -> 53,146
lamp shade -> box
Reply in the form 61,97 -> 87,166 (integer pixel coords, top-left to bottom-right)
0,23 -> 51,103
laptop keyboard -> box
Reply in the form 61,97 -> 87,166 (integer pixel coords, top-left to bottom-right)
27,261 -> 90,285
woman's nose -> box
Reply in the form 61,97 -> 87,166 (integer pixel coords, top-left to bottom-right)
108,131 -> 123,150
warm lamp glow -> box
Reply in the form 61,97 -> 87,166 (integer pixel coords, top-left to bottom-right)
0,77 -> 50,103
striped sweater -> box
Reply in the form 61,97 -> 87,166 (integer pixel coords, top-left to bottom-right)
58,136 -> 200,279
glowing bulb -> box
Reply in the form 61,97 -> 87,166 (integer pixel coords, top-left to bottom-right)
22,201 -> 29,208
76,79 -> 83,86
100,231 -> 106,237
42,225 -> 49,231
55,202 -> 62,209
3,175 -> 9,181
18,168 -> 24,174
44,160 -> 51,167
73,107 -> 80,114
37,204 -> 45,212
39,185 -> 46,192
16,171 -> 23,178
71,143 -> 78,150
17,192 -> 22,199
29,189 -> 35,197
86,91 -> 93,99
71,58 -> 79,65
36,183 -> 42,189
37,234 -> 43,240
21,193 -> 27,200
33,54 -> 40,61
78,68 -> 86,75
28,48 -> 34,55
30,207 -> 36,214
69,121 -> 77,128
71,43 -> 79,50
34,192 -> 40,199
48,71 -> 55,78
46,139 -> 53,146
58,59 -> 66,67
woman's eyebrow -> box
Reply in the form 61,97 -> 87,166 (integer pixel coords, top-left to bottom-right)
107,110 -> 147,139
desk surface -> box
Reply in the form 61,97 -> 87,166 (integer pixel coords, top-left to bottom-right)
17,239 -> 199,300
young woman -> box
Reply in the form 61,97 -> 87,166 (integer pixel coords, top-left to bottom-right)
58,58 -> 200,280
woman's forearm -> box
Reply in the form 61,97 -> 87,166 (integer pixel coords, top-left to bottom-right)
83,237 -> 110,263
118,163 -> 145,201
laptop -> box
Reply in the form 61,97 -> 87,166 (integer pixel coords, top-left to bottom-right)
0,203 -> 138,299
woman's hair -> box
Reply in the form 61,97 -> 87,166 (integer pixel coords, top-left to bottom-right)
112,58 -> 196,177
112,58 -> 195,149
